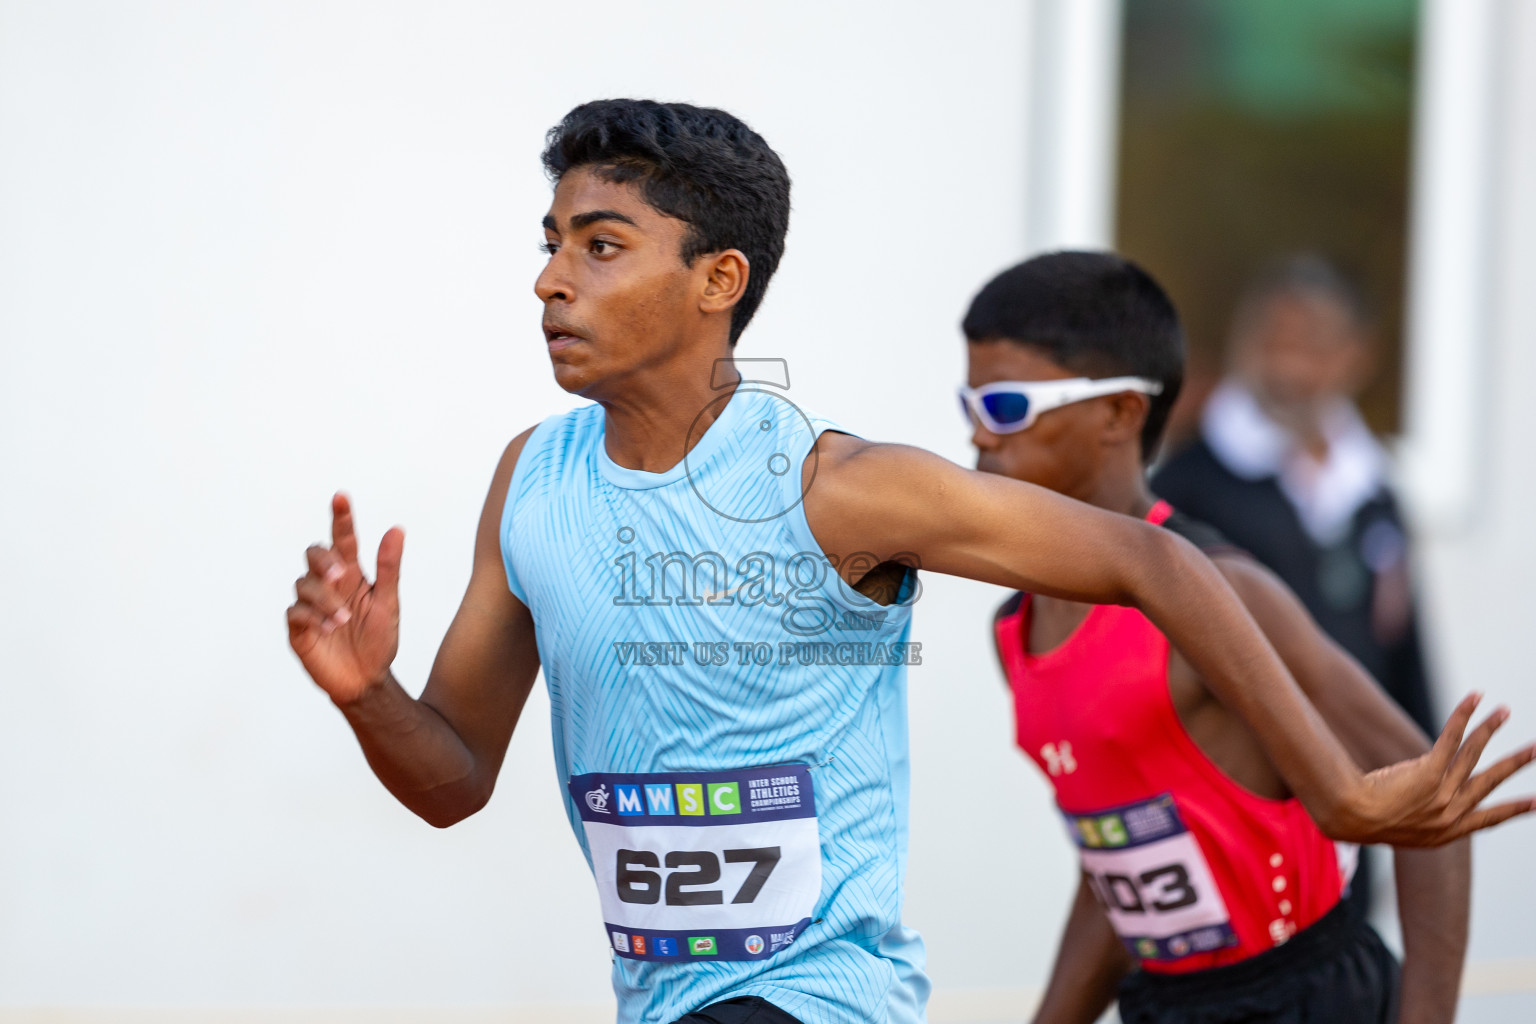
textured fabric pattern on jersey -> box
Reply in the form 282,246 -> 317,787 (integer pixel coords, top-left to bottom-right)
995,501 -> 1347,974
1117,900 -> 1399,1023
502,386 -> 928,1024
671,995 -> 805,1024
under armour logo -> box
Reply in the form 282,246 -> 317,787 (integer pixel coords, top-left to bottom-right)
1041,741 -> 1077,777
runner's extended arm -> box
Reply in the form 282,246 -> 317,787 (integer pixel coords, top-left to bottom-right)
803,434 -> 1534,848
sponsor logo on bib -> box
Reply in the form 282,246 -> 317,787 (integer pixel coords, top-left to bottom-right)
615,785 -> 645,816
744,934 -> 765,955
708,782 -> 741,815
689,936 -> 718,956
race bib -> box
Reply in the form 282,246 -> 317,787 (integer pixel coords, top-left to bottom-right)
569,765 -> 820,962
1066,793 -> 1239,962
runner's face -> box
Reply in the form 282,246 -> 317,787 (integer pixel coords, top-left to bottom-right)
965,341 -> 1109,500
535,167 -> 705,396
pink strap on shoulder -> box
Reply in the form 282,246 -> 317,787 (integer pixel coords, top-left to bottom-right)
1145,499 -> 1174,526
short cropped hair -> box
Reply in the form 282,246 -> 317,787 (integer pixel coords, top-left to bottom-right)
962,251 -> 1186,461
541,99 -> 791,345
1232,253 -> 1374,335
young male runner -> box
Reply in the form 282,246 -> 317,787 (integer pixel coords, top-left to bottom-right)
286,102 -> 1531,1024
963,252 -> 1486,1023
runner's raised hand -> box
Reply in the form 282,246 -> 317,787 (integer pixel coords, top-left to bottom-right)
1347,693 -> 1536,846
287,492 -> 404,706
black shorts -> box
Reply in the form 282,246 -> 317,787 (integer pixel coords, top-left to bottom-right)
670,996 -> 803,1024
1116,901 -> 1400,1024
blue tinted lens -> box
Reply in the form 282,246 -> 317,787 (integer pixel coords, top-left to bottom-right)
981,390 -> 1031,426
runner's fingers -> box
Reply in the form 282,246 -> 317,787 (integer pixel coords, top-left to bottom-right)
294,576 -> 351,627
1444,797 -> 1536,843
331,492 -> 361,567
1445,707 -> 1511,788
305,545 -> 345,585
304,544 -> 366,603
1451,743 -> 1536,815
374,526 -> 405,611
1428,692 -> 1480,774
286,603 -> 325,641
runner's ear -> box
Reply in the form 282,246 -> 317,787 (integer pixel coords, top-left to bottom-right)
1101,391 -> 1151,448
699,250 -> 749,316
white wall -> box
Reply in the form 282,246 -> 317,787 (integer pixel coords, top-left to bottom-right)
14,2 -> 1526,1020
1020,0 -> 1122,255
1404,0 -> 1536,1019
0,0 -> 1072,1016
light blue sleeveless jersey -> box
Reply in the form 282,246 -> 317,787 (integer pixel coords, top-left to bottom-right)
500,385 -> 929,1024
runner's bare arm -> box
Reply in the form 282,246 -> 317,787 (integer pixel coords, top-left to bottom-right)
1215,556 -> 1472,1024
803,434 -> 1534,846
286,428 -> 541,827
1388,845 -> 1467,1024
1028,873 -> 1134,1023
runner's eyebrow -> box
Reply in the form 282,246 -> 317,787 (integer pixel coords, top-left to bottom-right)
571,210 -> 638,230
542,210 -> 638,233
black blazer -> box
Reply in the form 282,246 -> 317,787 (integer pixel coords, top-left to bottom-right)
1152,437 -> 1437,737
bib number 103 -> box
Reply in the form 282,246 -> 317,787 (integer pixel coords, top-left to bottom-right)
616,847 -> 780,906
1087,862 -> 1197,914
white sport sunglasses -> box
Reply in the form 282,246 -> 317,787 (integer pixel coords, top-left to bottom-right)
959,376 -> 1165,434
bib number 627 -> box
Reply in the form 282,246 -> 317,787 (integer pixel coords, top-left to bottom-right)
616,846 -> 780,906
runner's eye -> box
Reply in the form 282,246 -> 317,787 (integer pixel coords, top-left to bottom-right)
538,241 -> 558,256
591,239 -> 617,255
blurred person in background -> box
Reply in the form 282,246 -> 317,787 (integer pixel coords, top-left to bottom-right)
1152,256 -> 1436,919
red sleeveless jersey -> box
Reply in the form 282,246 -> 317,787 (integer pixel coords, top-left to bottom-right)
995,501 -> 1351,974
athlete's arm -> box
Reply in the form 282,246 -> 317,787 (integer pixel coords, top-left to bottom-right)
803,434 -> 1534,846
1029,874 -> 1132,1024
1214,556 -> 1470,1024
286,428 -> 541,827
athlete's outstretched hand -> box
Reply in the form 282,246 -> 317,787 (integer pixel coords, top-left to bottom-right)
1347,693 -> 1536,846
287,493 -> 404,706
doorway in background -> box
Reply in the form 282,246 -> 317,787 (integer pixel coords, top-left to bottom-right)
1116,0 -> 1419,449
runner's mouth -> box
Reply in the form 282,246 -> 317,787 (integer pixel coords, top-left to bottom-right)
544,324 -> 586,347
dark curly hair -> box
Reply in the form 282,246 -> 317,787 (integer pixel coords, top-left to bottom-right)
963,251 -> 1187,462
542,99 -> 791,345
